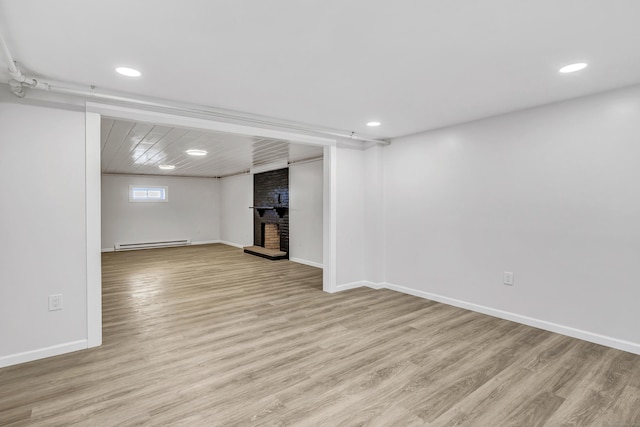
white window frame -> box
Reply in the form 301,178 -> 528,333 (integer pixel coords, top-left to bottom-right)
129,185 -> 168,202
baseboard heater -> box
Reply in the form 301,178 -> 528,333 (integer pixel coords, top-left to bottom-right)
114,239 -> 191,251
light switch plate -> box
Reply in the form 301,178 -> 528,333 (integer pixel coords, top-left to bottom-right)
503,272 -> 514,286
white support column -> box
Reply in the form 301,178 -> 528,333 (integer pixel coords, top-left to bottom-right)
86,111 -> 102,347
323,145 -> 337,292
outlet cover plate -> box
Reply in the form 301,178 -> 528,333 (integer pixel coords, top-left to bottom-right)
49,294 -> 63,311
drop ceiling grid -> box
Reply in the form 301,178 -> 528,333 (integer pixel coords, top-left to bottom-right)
99,118 -> 324,178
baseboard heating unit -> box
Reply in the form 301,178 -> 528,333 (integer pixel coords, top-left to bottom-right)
114,239 -> 191,251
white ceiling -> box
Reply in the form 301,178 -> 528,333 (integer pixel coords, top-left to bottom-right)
1,1 -> 640,139
101,118 -> 324,177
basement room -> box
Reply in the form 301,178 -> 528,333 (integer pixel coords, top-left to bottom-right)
1,1 -> 639,426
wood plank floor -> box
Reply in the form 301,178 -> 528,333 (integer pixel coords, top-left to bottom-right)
1,243 -> 639,426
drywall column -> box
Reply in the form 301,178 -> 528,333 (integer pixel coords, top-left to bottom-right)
334,145 -> 366,289
86,112 -> 102,348
0,101 -> 88,367
323,145 -> 337,292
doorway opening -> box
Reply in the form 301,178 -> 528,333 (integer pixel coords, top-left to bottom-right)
85,103 -> 337,348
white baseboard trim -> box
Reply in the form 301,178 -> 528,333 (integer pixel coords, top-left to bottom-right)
330,279 -> 640,355
218,241 -> 246,249
290,257 -> 323,269
363,281 -> 385,290
383,282 -> 640,356
101,247 -> 114,252
335,281 -> 366,291
192,240 -> 221,246
0,339 -> 88,369
334,281 -> 384,292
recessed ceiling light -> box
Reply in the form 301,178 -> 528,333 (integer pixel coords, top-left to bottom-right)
115,66 -> 142,77
367,121 -> 381,127
158,165 -> 175,170
186,149 -> 207,156
559,63 -> 588,74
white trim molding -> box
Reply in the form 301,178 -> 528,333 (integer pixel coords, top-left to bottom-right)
334,281 -> 366,292
335,281 -> 385,292
85,102 -> 337,148
322,145 -> 337,293
362,281 -> 385,290
0,340 -> 88,369
85,112 -> 102,348
289,257 -> 323,269
383,282 -> 640,356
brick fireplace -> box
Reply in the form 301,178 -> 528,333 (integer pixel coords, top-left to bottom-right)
243,168 -> 289,260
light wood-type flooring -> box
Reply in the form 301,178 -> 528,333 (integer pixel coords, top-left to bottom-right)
1,244 -> 639,426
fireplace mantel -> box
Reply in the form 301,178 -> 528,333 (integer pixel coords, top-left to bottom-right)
249,206 -> 289,218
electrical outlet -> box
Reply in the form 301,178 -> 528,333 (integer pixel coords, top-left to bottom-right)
49,294 -> 63,311
503,271 -> 514,286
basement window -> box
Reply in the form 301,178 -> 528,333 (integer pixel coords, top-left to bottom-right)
129,185 -> 168,202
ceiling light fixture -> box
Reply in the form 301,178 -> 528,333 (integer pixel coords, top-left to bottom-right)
559,62 -> 588,74
115,66 -> 142,77
367,121 -> 381,127
158,165 -> 175,170
186,149 -> 207,156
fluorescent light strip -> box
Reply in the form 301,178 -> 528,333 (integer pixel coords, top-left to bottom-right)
186,149 -> 207,156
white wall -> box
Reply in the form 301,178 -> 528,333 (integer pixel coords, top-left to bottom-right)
289,160 -> 324,267
0,102 -> 88,366
383,85 -> 640,351
335,146 -> 366,287
219,173 -> 253,247
101,174 -> 220,249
